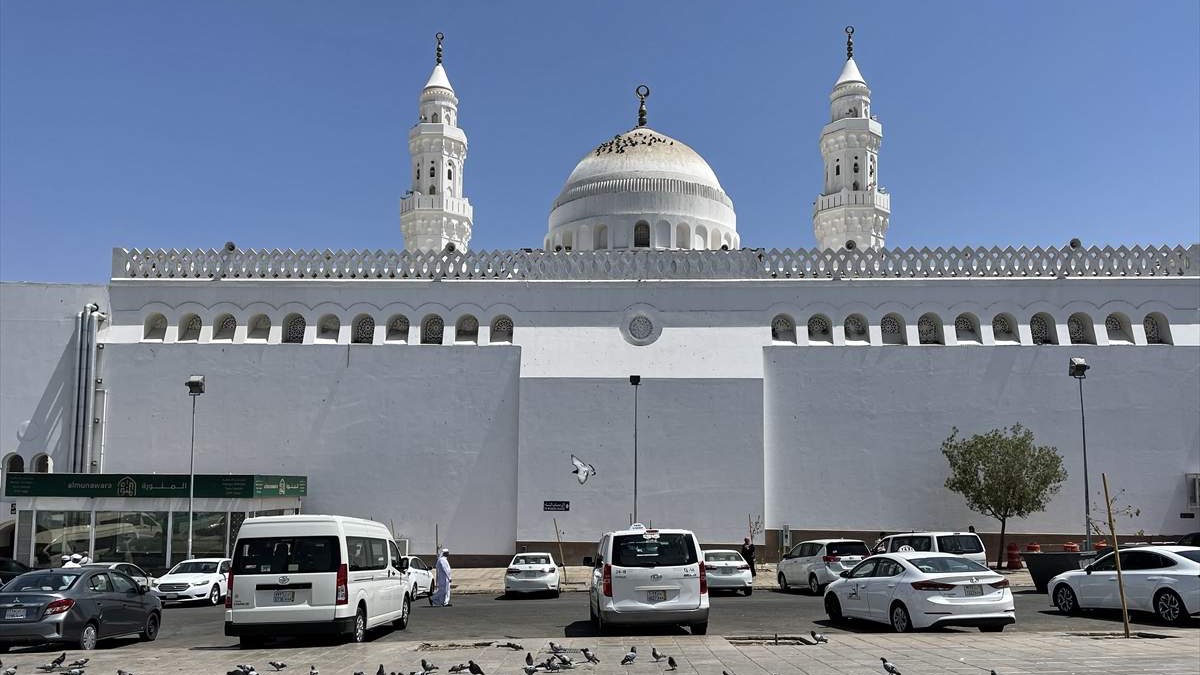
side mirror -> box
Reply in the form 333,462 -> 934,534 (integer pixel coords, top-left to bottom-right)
582,556 -> 594,567
139,584 -> 150,593
839,570 -> 851,578
1084,565 -> 1093,575
398,559 -> 410,572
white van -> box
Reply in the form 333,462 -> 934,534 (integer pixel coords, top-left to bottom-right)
224,515 -> 411,647
584,524 -> 709,635
873,532 -> 988,567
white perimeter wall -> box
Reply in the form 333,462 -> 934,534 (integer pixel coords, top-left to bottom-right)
764,345 -> 1200,538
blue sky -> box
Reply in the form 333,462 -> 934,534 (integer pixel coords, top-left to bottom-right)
2,1 -> 1197,282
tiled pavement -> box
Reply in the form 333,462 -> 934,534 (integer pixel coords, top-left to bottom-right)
6,630 -> 1195,675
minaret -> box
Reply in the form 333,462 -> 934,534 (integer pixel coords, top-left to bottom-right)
812,26 -> 890,251
400,32 -> 473,252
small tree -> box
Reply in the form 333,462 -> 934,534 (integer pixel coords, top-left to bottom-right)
942,424 -> 1068,568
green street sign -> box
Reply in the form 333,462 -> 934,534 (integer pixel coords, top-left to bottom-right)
3,473 -> 307,499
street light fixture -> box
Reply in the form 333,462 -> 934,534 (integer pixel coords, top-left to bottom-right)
629,375 -> 641,523
185,375 -> 205,560
1068,358 -> 1092,551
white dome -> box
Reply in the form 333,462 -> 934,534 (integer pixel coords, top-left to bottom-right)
547,127 -> 737,251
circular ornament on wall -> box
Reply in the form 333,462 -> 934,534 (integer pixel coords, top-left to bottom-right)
620,306 -> 663,346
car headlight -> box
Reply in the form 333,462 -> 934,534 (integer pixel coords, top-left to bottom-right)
191,581 -> 209,587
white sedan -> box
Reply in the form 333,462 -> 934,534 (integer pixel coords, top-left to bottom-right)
504,552 -> 560,597
703,549 -> 754,595
83,561 -> 156,588
399,554 -> 436,601
150,558 -> 231,605
1049,545 -> 1200,625
824,552 -> 1015,632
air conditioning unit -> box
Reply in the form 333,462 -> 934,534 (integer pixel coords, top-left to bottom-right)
1188,473 -> 1200,509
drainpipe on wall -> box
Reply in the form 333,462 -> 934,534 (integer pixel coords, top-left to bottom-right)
81,306 -> 106,473
70,309 -> 87,472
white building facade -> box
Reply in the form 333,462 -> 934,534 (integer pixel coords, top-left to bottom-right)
2,31 -> 1198,565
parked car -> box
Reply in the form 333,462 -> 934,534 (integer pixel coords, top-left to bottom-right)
824,551 -> 1015,632
702,549 -> 753,595
1176,532 -> 1200,547
505,552 -> 561,597
873,532 -> 988,566
1049,545 -> 1200,625
778,539 -> 870,594
84,561 -> 155,588
398,555 -> 435,601
0,567 -> 161,651
151,558 -> 231,605
0,558 -> 30,585
584,523 -> 709,635
225,515 -> 410,648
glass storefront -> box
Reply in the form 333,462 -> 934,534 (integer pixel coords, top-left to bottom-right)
170,511 -> 228,564
94,511 -> 168,572
33,511 -> 91,566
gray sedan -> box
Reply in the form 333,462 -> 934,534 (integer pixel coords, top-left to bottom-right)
0,567 -> 162,651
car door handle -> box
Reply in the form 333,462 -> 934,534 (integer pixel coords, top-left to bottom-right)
886,584 -> 896,588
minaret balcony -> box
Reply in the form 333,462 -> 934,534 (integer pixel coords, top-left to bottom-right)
400,195 -> 473,219
812,190 -> 890,214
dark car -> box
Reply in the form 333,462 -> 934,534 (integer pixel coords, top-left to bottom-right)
1177,532 -> 1200,547
0,558 -> 30,585
0,567 -> 161,651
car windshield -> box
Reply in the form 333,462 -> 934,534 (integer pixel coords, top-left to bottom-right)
937,535 -> 984,554
612,533 -> 698,568
233,537 -> 340,574
908,556 -> 990,574
2,571 -> 82,592
704,551 -> 743,562
512,555 -> 552,566
1177,550 -> 1200,563
169,561 -> 219,575
827,542 -> 870,557
0,559 -> 28,573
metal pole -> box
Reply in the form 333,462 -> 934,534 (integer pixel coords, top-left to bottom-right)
632,382 -> 639,523
1078,377 -> 1092,551
188,394 -> 196,560
1101,473 -> 1131,638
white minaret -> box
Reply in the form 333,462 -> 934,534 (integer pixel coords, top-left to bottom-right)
812,26 -> 890,251
400,32 -> 473,252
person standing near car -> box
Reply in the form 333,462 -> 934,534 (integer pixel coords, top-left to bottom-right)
431,548 -> 452,607
740,537 -> 756,577
62,553 -> 82,568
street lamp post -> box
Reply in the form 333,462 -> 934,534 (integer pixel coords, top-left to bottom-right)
185,375 -> 205,560
1068,358 -> 1092,551
629,375 -> 641,523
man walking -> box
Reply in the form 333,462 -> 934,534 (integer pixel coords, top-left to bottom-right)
431,548 -> 452,607
740,537 -> 756,577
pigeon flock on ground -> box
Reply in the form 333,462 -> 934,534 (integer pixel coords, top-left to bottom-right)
0,635 -> 960,675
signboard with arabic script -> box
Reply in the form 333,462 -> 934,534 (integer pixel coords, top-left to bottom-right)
3,473 -> 307,499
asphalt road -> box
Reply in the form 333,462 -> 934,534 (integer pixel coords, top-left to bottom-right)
6,589 -> 1196,655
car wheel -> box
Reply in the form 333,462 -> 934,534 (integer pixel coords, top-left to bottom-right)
552,589 -> 560,598
1154,589 -> 1187,625
394,594 -> 411,630
592,603 -> 605,636
889,602 -> 914,633
410,584 -> 418,601
691,622 -> 708,635
78,621 -> 99,650
140,612 -> 160,641
209,584 -> 221,605
777,572 -> 789,592
744,587 -> 753,596
352,606 -> 367,643
1053,584 -> 1080,615
824,593 -> 844,623
808,574 -> 821,596
979,625 -> 1004,633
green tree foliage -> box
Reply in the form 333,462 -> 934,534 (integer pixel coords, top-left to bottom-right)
942,424 -> 1068,567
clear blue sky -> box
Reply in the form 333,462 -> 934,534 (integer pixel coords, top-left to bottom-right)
2,1 -> 1197,282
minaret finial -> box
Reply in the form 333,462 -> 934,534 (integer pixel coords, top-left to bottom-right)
435,32 -> 444,65
845,25 -> 854,60
636,85 -> 650,127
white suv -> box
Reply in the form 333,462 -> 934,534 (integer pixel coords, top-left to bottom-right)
584,524 -> 709,635
778,539 -> 871,594
873,532 -> 987,566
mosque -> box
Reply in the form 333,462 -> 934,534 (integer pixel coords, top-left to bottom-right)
1,29 -> 1197,569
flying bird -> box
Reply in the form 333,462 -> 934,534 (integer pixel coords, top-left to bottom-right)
651,647 -> 665,662
554,654 -> 574,668
621,647 -> 637,665
467,662 -> 485,675
666,657 -> 678,672
880,658 -> 902,675
581,649 -> 599,665
811,630 -> 828,644
570,455 -> 596,484
267,662 -> 287,672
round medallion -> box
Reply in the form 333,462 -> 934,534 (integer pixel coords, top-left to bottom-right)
629,316 -> 653,340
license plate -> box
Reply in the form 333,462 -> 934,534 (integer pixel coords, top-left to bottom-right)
646,590 -> 667,602
273,590 -> 295,603
964,585 -> 982,597
720,568 -> 733,575
165,594 -> 177,600
5,608 -> 26,619
523,571 -> 539,578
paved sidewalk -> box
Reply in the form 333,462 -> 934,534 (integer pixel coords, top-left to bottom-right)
448,565 -> 1034,595
5,630 -> 1195,674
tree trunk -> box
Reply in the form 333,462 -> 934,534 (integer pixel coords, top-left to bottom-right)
996,518 -> 1007,570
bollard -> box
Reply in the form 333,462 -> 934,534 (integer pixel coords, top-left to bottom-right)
1025,542 -> 1041,553
1063,541 -> 1080,552
1006,542 -> 1023,570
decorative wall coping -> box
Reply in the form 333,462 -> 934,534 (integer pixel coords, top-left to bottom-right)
112,244 -> 1199,281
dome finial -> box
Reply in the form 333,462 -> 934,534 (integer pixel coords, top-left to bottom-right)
845,26 -> 854,60
636,85 -> 650,127
435,32 -> 444,65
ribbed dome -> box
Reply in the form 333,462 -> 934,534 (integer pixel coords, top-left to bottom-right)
556,128 -> 724,202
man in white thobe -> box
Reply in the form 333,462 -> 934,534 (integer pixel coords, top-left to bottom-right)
431,548 -> 452,607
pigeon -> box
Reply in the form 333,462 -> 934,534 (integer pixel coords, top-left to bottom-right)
722,671 -> 735,675
571,455 -> 596,484
581,649 -> 599,665
810,630 -> 828,644
621,647 -> 637,666
306,667 -> 314,675
65,670 -> 85,675
666,658 -> 677,672
553,654 -> 574,668
377,666 -> 387,675
68,660 -> 89,668
880,658 -> 902,675
449,666 -> 468,673
229,671 -> 247,675
467,662 -> 485,675
541,659 -> 561,672
523,667 -> 539,675
50,655 -> 66,669
651,647 -> 665,662
499,642 -> 524,651
2,667 -> 13,675
353,672 -> 365,675
549,642 -> 567,654
526,653 -> 535,667
422,661 -> 439,673
264,663 -> 285,672
118,671 -> 135,675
